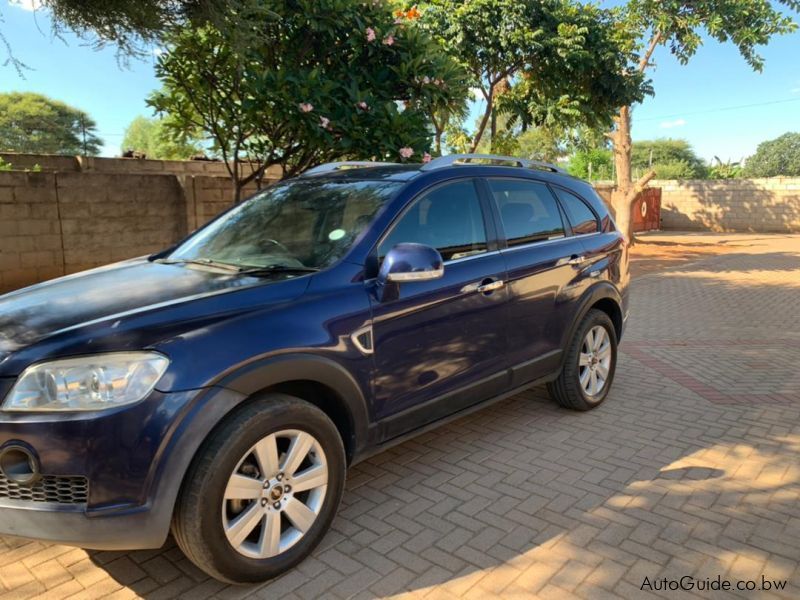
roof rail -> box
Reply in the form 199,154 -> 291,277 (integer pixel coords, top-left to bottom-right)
301,161 -> 400,176
420,153 -> 565,174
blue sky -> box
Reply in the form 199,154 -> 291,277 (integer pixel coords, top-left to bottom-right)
1,0 -> 799,161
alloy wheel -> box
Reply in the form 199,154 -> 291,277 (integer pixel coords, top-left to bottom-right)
221,429 -> 328,559
578,325 -> 612,397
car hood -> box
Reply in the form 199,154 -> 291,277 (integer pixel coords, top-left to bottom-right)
0,257 -> 297,359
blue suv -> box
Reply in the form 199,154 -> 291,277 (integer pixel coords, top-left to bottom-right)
0,154 -> 628,583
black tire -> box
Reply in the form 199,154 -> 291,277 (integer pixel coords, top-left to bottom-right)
547,309 -> 617,411
172,393 -> 346,584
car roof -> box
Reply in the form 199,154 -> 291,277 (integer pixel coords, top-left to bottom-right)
298,155 -> 580,184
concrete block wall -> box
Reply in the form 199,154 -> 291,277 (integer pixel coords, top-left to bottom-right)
594,178 -> 800,233
0,169 -> 276,293
0,172 -> 64,292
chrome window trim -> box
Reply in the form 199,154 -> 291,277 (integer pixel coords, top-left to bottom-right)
500,231 -> 604,255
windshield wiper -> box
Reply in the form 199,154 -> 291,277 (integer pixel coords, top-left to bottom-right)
154,258 -> 241,271
237,265 -> 320,276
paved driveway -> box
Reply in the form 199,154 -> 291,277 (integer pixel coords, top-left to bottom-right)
2,234 -> 799,599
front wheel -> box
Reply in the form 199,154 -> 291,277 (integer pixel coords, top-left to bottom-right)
547,309 -> 617,411
172,394 -> 346,584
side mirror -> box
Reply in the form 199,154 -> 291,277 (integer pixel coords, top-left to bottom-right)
378,243 -> 444,284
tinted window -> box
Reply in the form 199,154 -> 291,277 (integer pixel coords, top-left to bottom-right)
379,180 -> 487,261
488,179 -> 564,246
555,188 -> 599,235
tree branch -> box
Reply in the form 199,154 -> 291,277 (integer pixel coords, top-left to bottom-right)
638,31 -> 662,73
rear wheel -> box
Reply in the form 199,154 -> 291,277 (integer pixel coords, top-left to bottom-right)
547,309 -> 617,410
172,394 -> 346,584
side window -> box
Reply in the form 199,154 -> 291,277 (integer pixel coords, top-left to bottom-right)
554,188 -> 600,235
378,180 -> 488,262
488,179 -> 565,246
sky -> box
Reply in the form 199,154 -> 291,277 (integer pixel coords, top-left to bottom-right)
1,0 -> 799,161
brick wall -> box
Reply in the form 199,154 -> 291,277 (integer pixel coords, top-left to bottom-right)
595,178 -> 800,233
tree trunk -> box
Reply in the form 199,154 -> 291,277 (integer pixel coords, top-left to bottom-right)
610,104 -> 655,244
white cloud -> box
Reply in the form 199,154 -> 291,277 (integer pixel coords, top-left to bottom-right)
660,118 -> 686,129
9,0 -> 43,11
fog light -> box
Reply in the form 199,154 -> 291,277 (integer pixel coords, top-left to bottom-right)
0,444 -> 40,485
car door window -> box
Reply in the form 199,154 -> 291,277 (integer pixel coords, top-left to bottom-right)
378,179 -> 488,261
554,187 -> 599,235
488,179 -> 565,246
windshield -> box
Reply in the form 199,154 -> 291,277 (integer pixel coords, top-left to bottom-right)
168,179 -> 401,270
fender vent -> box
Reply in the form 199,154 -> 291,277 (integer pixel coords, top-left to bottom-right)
0,473 -> 88,505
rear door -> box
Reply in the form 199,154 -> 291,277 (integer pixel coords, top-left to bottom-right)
368,178 -> 510,438
484,177 -> 587,386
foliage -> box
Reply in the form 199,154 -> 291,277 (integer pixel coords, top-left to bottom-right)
744,132 -> 800,177
0,157 -> 11,171
417,0 -> 647,153
707,156 -> 743,179
568,149 -> 613,181
4,0 -> 229,62
0,91 -> 102,155
150,0 -> 466,200
631,139 -> 706,179
622,1 -> 799,73
121,115 -> 203,159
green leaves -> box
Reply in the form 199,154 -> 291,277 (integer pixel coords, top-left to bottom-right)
0,91 -> 102,155
150,0 -> 466,191
744,132 -> 800,177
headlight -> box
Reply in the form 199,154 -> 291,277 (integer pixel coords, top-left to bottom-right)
3,352 -> 169,412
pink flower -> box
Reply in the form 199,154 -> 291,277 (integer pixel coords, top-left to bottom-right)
320,116 -> 331,130
399,147 -> 413,159
422,152 -> 432,163
366,27 -> 376,42
357,101 -> 369,110
298,102 -> 314,113
383,35 -> 395,46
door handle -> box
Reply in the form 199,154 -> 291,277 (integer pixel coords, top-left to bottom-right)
476,280 -> 505,293
567,255 -> 586,266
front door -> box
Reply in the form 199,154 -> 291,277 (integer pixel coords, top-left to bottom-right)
368,179 -> 510,440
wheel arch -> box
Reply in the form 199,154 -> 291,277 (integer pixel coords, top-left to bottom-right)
561,282 -> 624,358
213,353 -> 371,465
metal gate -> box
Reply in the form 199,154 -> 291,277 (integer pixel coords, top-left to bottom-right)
632,187 -> 661,232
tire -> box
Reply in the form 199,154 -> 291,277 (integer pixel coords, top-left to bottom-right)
172,393 -> 346,584
547,309 -> 617,411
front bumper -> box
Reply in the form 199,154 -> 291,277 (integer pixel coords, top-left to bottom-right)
0,385 -> 247,550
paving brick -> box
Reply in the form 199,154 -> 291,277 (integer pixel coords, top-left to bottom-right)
2,233 -> 800,598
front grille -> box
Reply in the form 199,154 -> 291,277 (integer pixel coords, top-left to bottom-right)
0,473 -> 88,505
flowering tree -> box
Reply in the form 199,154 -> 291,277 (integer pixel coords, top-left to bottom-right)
149,0 -> 467,201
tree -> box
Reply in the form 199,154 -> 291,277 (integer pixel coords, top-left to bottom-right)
417,0 -> 646,154
631,139 -> 706,179
2,0 -> 229,71
0,91 -> 102,155
608,0 -> 799,241
150,0 -> 466,202
707,156 -> 743,179
121,115 -> 203,159
744,132 -> 800,177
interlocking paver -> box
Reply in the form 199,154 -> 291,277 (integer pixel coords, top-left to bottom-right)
1,233 -> 799,599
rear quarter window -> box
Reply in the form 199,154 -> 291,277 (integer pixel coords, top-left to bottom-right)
553,187 -> 600,235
